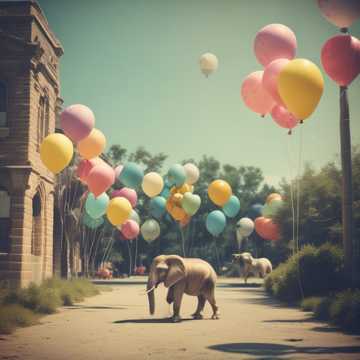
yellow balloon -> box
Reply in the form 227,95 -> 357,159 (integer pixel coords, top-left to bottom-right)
77,128 -> 106,159
40,133 -> 73,174
208,179 -> 232,206
173,193 -> 183,206
106,197 -> 132,226
278,59 -> 324,121
266,193 -> 282,204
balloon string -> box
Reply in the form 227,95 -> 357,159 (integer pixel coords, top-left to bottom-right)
213,236 -> 220,273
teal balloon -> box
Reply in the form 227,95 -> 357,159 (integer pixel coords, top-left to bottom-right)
182,192 -> 201,216
160,186 -> 171,199
119,162 -> 144,189
149,196 -> 166,219
206,210 -> 226,236
85,192 -> 109,219
223,195 -> 240,218
167,164 -> 186,187
82,212 -> 104,229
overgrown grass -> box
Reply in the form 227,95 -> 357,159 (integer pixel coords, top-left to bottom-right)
0,278 -> 100,334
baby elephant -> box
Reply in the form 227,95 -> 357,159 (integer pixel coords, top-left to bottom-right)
146,255 -> 219,322
232,252 -> 272,284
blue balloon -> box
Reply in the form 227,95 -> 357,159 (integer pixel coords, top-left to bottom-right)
248,203 -> 264,220
82,212 -> 104,229
223,195 -> 240,218
206,210 -> 226,236
160,186 -> 171,199
119,162 -> 144,189
149,196 -> 167,219
167,164 -> 186,187
85,192 -> 109,219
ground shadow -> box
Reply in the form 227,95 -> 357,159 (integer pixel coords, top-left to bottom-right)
66,305 -> 126,310
218,282 -> 262,289
208,342 -> 360,357
92,280 -> 146,285
113,317 -> 193,324
263,318 -> 313,324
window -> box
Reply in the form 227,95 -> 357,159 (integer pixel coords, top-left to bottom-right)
0,188 -> 11,253
37,95 -> 49,151
0,81 -> 7,127
31,192 -> 42,256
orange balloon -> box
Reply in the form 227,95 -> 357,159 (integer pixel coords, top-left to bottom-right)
208,179 -> 232,206
173,193 -> 183,206
266,193 -> 282,204
77,128 -> 106,160
166,198 -> 174,213
171,183 -> 192,195
171,206 -> 187,221
180,214 -> 191,227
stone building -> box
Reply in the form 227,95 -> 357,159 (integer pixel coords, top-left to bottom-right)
0,0 -> 63,287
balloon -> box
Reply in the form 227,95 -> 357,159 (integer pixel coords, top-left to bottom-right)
271,105 -> 299,132
121,219 -> 140,240
181,192 -> 201,216
172,193 -> 184,206
82,212 -> 104,229
40,133 -> 73,174
254,24 -> 297,67
171,183 -> 192,195
76,157 -> 106,184
141,219 -> 161,242
208,179 -> 232,206
268,198 -> 284,215
199,53 -> 218,77
149,196 -> 167,219
321,35 -> 360,86
183,163 -> 200,185
114,164 -> 123,179
111,187 -> 137,208
206,210 -> 226,236
180,214 -> 191,228
248,203 -> 264,220
142,172 -> 164,198
167,164 -> 186,187
317,0 -> 360,29
106,197 -> 132,226
60,104 -> 95,142
77,128 -> 106,160
223,195 -> 241,218
278,59 -> 324,121
86,164 -> 115,197
241,71 -> 275,116
237,217 -> 255,237
119,162 -> 144,189
85,192 -> 109,219
129,209 -> 140,224
266,193 -> 282,204
160,185 -> 171,199
170,206 -> 187,222
255,216 -> 280,241
262,58 -> 290,106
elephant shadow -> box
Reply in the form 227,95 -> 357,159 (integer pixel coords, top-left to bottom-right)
113,317 -> 198,324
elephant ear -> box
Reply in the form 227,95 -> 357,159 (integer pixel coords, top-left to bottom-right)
164,255 -> 186,288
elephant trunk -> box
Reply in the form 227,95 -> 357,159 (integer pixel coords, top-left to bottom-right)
147,268 -> 157,315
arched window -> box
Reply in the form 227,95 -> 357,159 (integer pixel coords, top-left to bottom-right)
37,95 -> 50,151
0,188 -> 11,253
31,192 -> 42,256
0,81 -> 7,127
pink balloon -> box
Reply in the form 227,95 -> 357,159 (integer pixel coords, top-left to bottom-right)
76,157 -> 106,184
60,104 -> 95,142
321,35 -> 360,86
86,164 -> 115,198
254,24 -> 297,67
271,105 -> 299,133
114,164 -> 124,179
262,59 -> 290,106
241,71 -> 275,116
111,187 -> 137,208
121,219 -> 140,240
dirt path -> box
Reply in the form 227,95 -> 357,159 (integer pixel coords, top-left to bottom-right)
1,278 -> 359,360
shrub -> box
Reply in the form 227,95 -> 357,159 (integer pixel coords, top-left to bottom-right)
300,297 -> 324,312
0,305 -> 38,334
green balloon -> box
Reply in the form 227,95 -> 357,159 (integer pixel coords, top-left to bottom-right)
82,212 -> 104,229
181,192 -> 201,216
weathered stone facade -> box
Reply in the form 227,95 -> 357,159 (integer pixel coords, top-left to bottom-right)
0,0 -> 63,287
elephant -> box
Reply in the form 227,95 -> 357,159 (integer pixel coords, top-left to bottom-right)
146,255 -> 219,322
232,252 -> 272,284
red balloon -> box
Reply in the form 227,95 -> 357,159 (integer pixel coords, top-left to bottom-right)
271,105 -> 299,132
86,164 -> 115,197
76,157 -> 107,184
321,34 -> 360,86
121,219 -> 140,240
255,216 -> 280,241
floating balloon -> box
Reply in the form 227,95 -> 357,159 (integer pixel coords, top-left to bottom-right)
182,192 -> 201,216
121,219 -> 140,240
114,164 -> 123,179
206,210 -> 226,236
237,217 -> 255,237
160,185 -> 171,199
266,193 -> 282,204
255,217 -> 280,241
40,133 -> 73,174
317,0 -> 360,29
248,203 -> 264,220
87,164 -> 115,197
141,219 -> 161,242
142,172 -> 164,198
241,71 -> 275,116
60,104 -> 95,142
106,197 -> 132,226
199,53 -> 218,77
111,187 -> 137,208
172,193 -> 184,206
278,59 -> 324,121
183,163 -> 200,185
262,58 -> 290,106
271,105 -> 299,133
149,196 -> 167,219
268,198 -> 284,215
170,206 -> 187,222
223,195 -> 241,218
119,162 -> 144,189
129,209 -> 140,224
85,192 -> 109,219
82,212 -> 104,229
77,128 -> 106,160
171,183 -> 192,195
180,214 -> 191,228
76,157 -> 106,184
321,35 -> 360,86
167,164 -> 186,187
208,179 -> 232,206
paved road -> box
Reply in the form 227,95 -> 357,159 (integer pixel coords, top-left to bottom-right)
1,277 -> 360,360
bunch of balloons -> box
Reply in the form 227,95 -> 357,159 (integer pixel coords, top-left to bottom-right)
206,180 -> 240,236
241,23 -> 324,134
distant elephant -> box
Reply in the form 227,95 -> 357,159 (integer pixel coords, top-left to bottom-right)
146,255 -> 219,322
232,253 -> 272,284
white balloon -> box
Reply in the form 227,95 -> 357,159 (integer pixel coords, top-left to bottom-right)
199,53 -> 218,77
183,163 -> 200,185
142,172 -> 164,198
141,219 -> 160,242
237,217 -> 254,237
130,210 -> 140,224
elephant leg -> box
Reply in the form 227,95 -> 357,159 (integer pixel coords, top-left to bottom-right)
166,286 -> 174,304
205,289 -> 219,320
192,295 -> 206,319
172,281 -> 185,323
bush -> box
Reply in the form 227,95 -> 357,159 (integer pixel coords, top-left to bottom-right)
300,297 -> 324,312
0,305 -> 38,334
